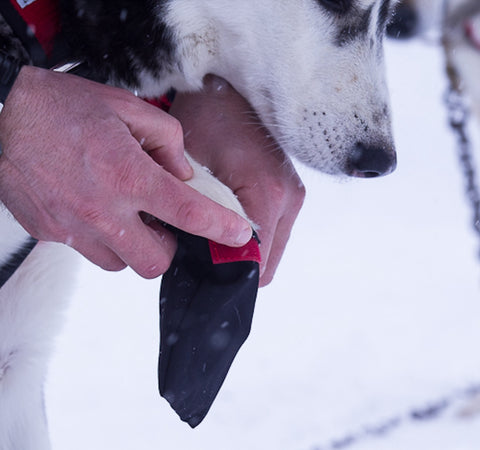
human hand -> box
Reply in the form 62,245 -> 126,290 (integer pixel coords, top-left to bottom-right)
0,67 -> 252,278
169,75 -> 306,286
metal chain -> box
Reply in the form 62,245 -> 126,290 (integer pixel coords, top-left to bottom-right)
444,80 -> 480,254
310,383 -> 480,450
443,1 -> 480,260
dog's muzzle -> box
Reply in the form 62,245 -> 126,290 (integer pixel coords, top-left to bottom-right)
347,143 -> 397,178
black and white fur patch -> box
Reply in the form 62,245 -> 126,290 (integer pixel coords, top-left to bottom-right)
58,0 -> 176,86
52,0 -> 399,177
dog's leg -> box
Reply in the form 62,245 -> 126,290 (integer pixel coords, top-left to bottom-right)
183,154 -> 250,222
0,155 -> 248,449
0,236 -> 78,450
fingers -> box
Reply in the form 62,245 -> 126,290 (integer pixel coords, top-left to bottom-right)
76,147 -> 252,275
93,85 -> 253,250
65,214 -> 177,278
70,239 -> 128,272
260,184 -> 305,286
123,153 -> 253,247
258,215 -> 297,288
234,171 -> 306,287
103,214 -> 178,278
148,176 -> 253,247
235,189 -> 279,286
116,96 -> 193,181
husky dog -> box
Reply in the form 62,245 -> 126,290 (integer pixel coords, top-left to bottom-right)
0,0 -> 398,448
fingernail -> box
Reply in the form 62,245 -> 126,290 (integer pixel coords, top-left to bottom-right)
235,225 -> 252,246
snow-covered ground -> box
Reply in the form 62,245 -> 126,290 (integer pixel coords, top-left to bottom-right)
47,38 -> 480,450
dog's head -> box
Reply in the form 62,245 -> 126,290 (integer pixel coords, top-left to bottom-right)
62,0 -> 398,177
163,0 -> 398,178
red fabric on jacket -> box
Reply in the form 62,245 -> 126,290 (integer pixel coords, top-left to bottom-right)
9,0 -> 60,56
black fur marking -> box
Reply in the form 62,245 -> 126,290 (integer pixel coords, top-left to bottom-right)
335,6 -> 373,46
317,0 -> 352,15
0,238 -> 37,289
377,0 -> 392,37
59,0 -> 176,89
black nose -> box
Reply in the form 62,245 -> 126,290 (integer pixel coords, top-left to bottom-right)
348,143 -> 397,178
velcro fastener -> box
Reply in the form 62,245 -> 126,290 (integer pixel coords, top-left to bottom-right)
208,235 -> 261,265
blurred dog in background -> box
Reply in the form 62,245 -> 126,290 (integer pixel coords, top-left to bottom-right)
388,0 -> 480,120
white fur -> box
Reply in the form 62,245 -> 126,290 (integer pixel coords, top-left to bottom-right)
0,236 -> 78,450
137,0 -> 399,175
0,0 -> 398,447
184,155 -> 249,222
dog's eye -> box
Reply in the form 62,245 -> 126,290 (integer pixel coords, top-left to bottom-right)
318,0 -> 351,14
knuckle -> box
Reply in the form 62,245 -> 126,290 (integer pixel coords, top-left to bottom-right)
218,214 -> 240,241
77,205 -> 125,243
163,116 -> 184,153
32,205 -> 71,243
175,199 -> 212,233
268,179 -> 289,206
42,224 -> 69,243
292,179 -> 306,207
113,157 -> 145,197
77,204 -> 104,227
102,83 -> 137,107
268,175 -> 306,212
169,116 -> 184,141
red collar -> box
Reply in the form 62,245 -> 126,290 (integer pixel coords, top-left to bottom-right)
9,0 -> 60,56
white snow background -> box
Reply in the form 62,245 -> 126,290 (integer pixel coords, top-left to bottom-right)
47,37 -> 480,450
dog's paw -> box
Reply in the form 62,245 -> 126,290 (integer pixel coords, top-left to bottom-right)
183,153 -> 252,224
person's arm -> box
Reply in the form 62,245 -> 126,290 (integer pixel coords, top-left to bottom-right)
169,75 -> 306,286
0,66 -> 252,278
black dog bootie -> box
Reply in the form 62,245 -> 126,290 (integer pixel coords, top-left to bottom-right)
158,229 -> 260,427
